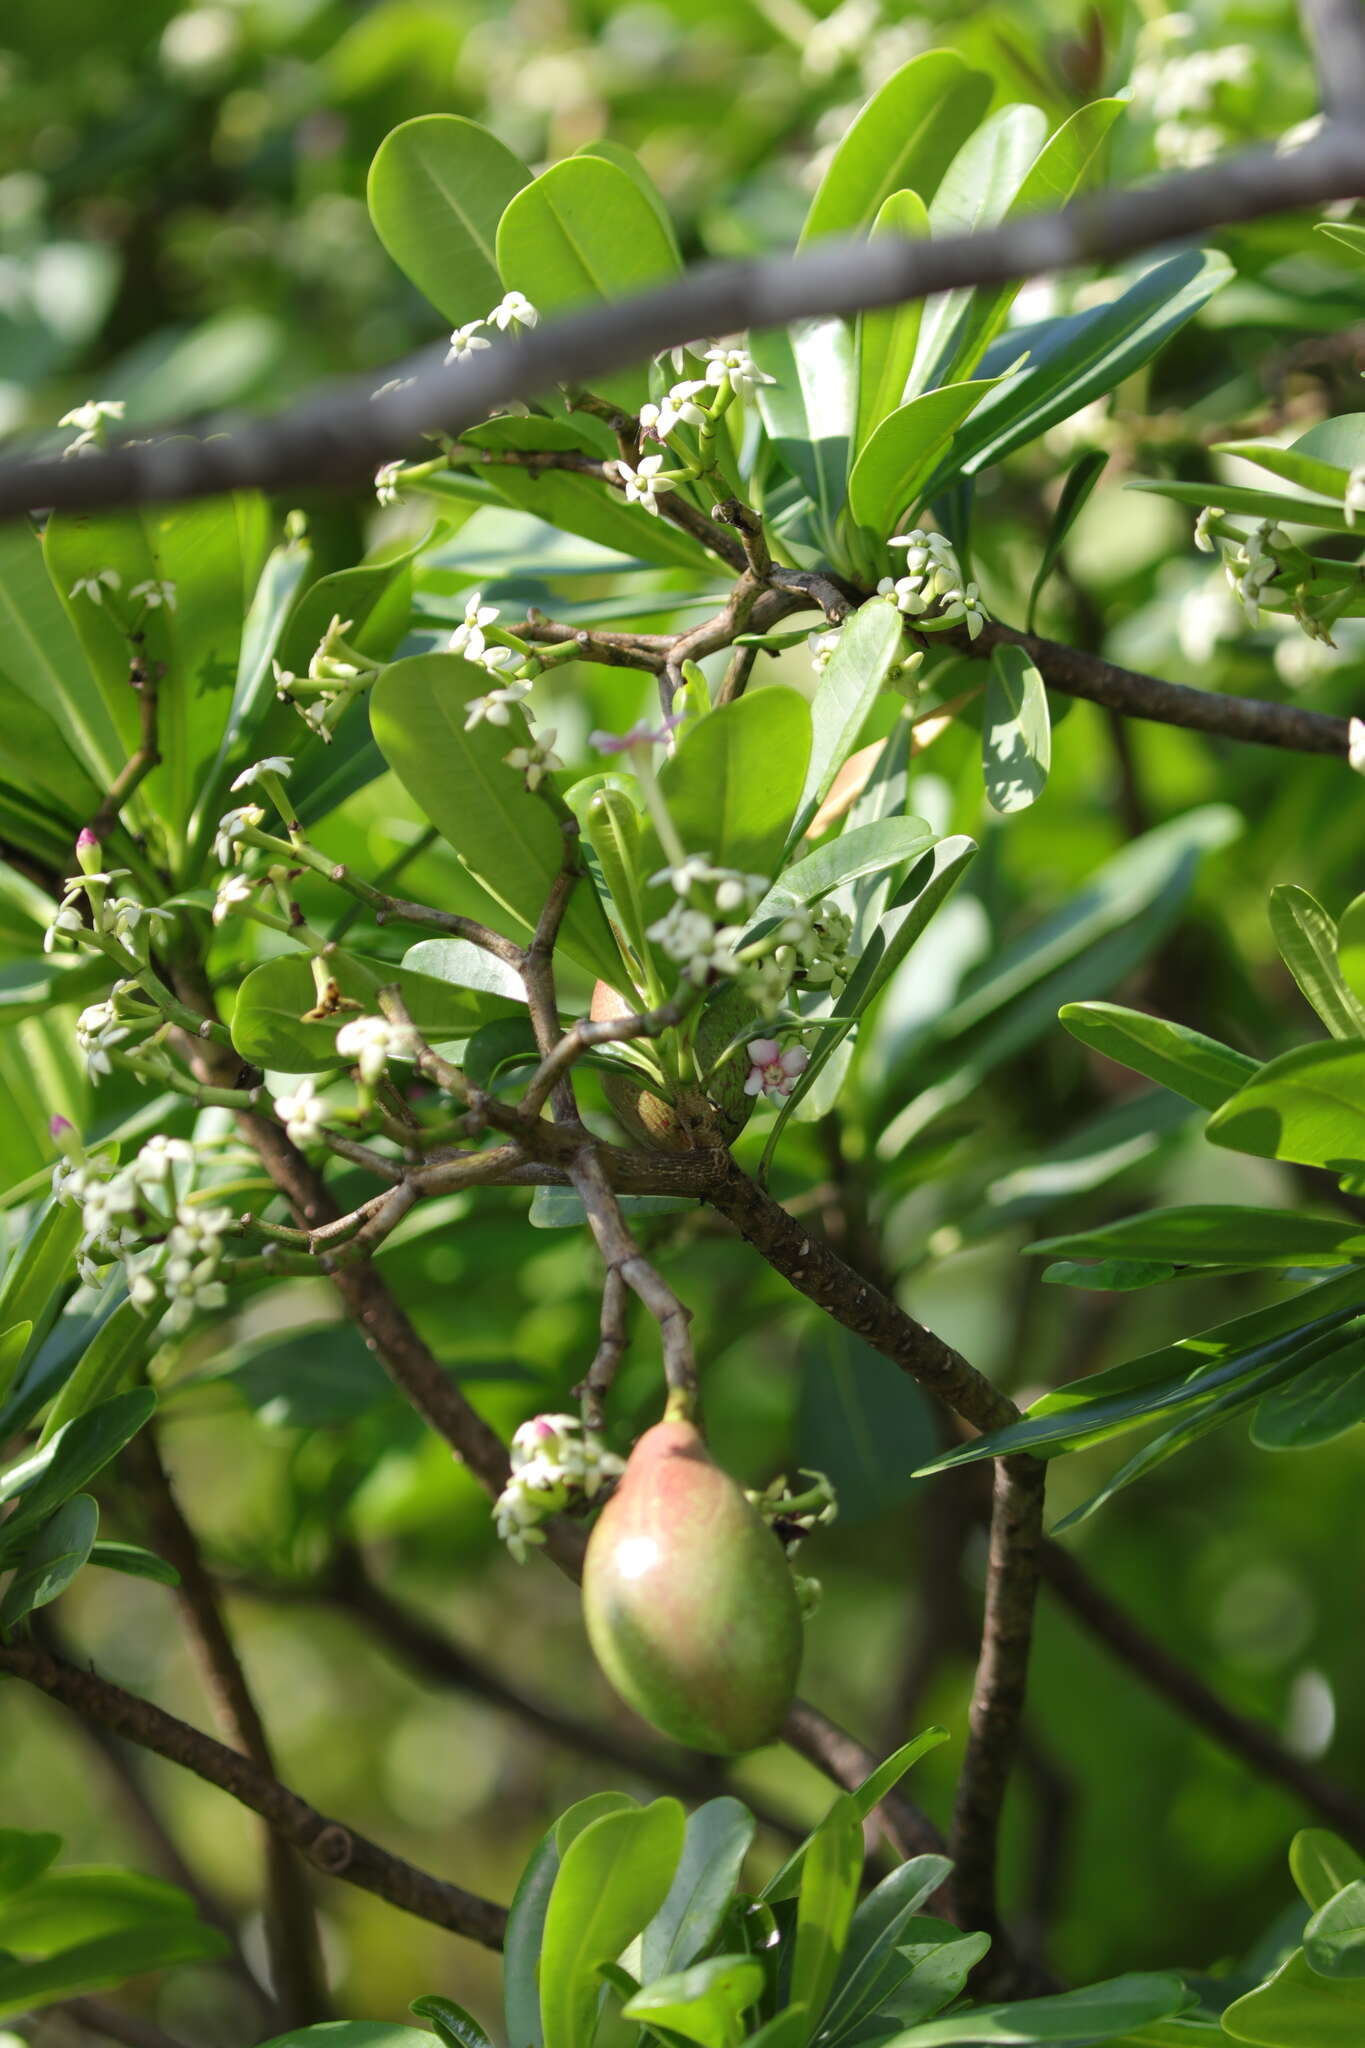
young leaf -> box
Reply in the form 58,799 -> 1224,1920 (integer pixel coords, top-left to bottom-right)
1206,1042 -> 1365,1170
790,599 -> 907,844
1222,1947 -> 1365,2046
761,818 -> 937,923
855,192 -> 931,454
1268,884 -> 1365,1040
789,1795 -> 863,2042
370,653 -> 624,986
367,115 -> 531,328
799,52 -> 992,245
0,1492 -> 99,1627
1303,1880 -> 1365,1980
820,1858 -> 954,2040
750,320 -> 858,551
847,379 -> 1001,539
410,1995 -> 497,2048
1292,1831 -> 1365,1913
982,645 -> 1049,814
760,1729 -> 949,1906
1058,1002 -> 1258,1113
640,1797 -> 757,1981
623,1956 -> 766,2048
1026,450 -> 1108,631
539,1800 -> 685,2048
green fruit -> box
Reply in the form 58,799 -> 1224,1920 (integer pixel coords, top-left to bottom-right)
591,982 -> 759,1152
582,1419 -> 803,1754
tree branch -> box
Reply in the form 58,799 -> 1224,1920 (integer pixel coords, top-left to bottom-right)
0,1644 -> 507,1947
5,130 -> 1365,521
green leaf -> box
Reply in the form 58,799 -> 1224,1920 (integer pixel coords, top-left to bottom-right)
946,251 -> 1230,479
496,156 -> 680,407
0,1201 -> 84,1402
750,320 -> 858,550
539,1799 -> 685,2048
462,446 -> 715,572
1031,1207 -> 1365,1270
503,1816 -> 562,2048
0,1493 -> 98,1627
762,819 -> 937,924
0,1389 -> 156,1551
0,1922 -> 228,2020
1268,885 -> 1365,1041
367,115 -> 530,328
0,1865 -> 202,1951
821,1859 -> 954,2041
875,1924 -> 993,2030
553,1792 -> 640,1857
1126,476 -> 1358,534
410,1996 -> 496,2048
1293,1832 -> 1365,1913
982,645 -> 1049,814
40,1296 -> 163,1447
575,783 -> 650,976
855,193 -> 930,454
847,379 -> 1001,538
788,1796 -> 863,2044
1058,1001 -> 1258,1112
400,938 -> 526,1006
571,141 -> 681,262
1252,1338 -> 1365,1450
230,947 -> 523,1073
760,1729 -> 949,1908
0,524 -> 124,788
799,52 -> 992,245
1222,1947 -> 1365,2045
640,1798 -> 756,1981
86,1540 -> 179,1587
791,599 -> 907,843
252,2031 -> 438,2048
370,653 -> 623,987
1337,892 -> 1365,1007
885,1973 -> 1189,2043
1304,1881 -> 1365,1980
1026,450 -> 1108,631
1319,220 -> 1365,263
0,1832 -> 61,1903
624,1956 -> 765,2048
1207,1041 -> 1365,1171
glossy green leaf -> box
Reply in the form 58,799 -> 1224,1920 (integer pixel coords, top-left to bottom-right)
1207,1041 -> 1365,1170
0,524 -> 123,787
572,140 -> 681,261
410,1995 -> 496,2048
789,1794 -> 863,2043
1337,891 -> 1365,1006
0,1921 -> 228,2020
0,1832 -> 61,1902
791,598 -> 907,842
503,1815 -> 562,2048
847,378 -> 1000,537
400,939 -> 526,1006
624,1956 -> 765,2048
1304,1881 -> 1365,1979
0,1201 -> 83,1402
887,1973 -> 1188,2043
86,1540 -> 179,1586
855,192 -> 930,453
1268,885 -> 1365,1040
751,320 -> 858,549
1127,476 -> 1356,533
1293,1832 -> 1365,1913
370,653 -> 623,986
553,1792 -> 639,1856
0,1389 -> 156,1550
0,1864 -> 202,1951
982,643 -> 1049,813
230,948 -> 522,1073
1222,1947 -> 1365,2045
1058,1001 -> 1258,1112
640,1798 -> 756,1981
874,1923 -> 993,2030
40,1296 -> 164,1447
1252,1338 -> 1365,1450
539,1799 -> 685,2048
762,818 -> 937,923
799,52 -> 992,245
1026,449 -> 1108,631
368,115 -> 530,327
575,783 -> 649,976
821,1858 -> 954,2040
0,1492 -> 98,1627
1031,1207 -> 1365,1270
761,1729 -> 949,1907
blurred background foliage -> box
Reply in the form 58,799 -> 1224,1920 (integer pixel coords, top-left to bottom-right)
3,0 -> 1365,2040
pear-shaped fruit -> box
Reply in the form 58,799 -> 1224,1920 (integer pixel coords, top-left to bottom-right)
591,982 -> 759,1152
582,1419 -> 803,1754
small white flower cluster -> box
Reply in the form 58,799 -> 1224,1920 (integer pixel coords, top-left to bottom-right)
273,615 -> 379,742
808,628 -> 841,673
213,803 -> 265,868
75,994 -> 135,1079
504,733 -> 564,791
449,591 -> 528,699
878,530 -> 986,640
444,291 -> 539,367
1130,15 -> 1254,170
59,398 -> 124,458
335,1014 -> 417,1086
639,380 -> 708,442
645,860 -> 770,990
1221,520 -> 1289,623
1345,467 -> 1365,528
54,1132 -> 233,1331
274,1075 -> 327,1146
493,1413 -> 625,1563
45,850 -> 173,971
67,568 -> 177,611
773,900 -> 856,995
701,344 -> 775,398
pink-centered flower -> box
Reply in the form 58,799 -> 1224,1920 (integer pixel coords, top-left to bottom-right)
744,1038 -> 809,1100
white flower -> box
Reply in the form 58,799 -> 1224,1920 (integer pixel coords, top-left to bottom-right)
75,1000 -> 130,1080
639,380 -> 709,441
375,461 -> 404,507
478,644 -> 520,673
275,1077 -> 326,1146
130,578 -> 176,610
1193,506 -> 1222,553
465,680 -> 531,730
214,804 -> 265,866
809,629 -> 841,672
230,757 -> 293,794
1350,718 -> 1365,776
647,901 -> 720,980
702,345 -> 775,397
614,452 -> 674,517
504,734 -> 563,791
336,1014 -> 412,1085
44,901 -> 85,953
744,1037 -> 809,1101
446,320 -> 492,363
447,591 -> 500,663
1345,468 -> 1365,528
488,291 -> 539,331
69,569 -> 121,605
212,872 -> 256,926
59,398 -> 125,457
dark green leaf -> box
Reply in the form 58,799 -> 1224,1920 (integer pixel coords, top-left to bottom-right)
640,1798 -> 756,1981
886,1972 -> 1188,2042
0,1493 -> 98,1627
1251,1337 -> 1365,1450
410,1995 -> 496,2048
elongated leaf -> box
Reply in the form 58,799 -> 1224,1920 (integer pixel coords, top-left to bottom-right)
0,1831 -> 62,1902
87,1540 -> 179,1586
982,644 -> 1049,813
411,1995 -> 496,2048
1027,449 -> 1108,631
40,1297 -> 163,1447
503,1817 -> 561,2048
624,1956 -> 765,2048
539,1800 -> 685,2048
0,1865 -> 202,1950
855,193 -> 930,453
370,653 -> 623,985
799,52 -> 992,244
368,115 -> 530,327
641,1798 -> 756,1981
751,320 -> 858,550
875,1923 -> 993,2031
0,1922 -> 227,2020
0,1201 -> 83,1402
1058,1001 -> 1258,1112
1292,1832 -> 1365,1912
0,1493 -> 98,1627
0,524 -> 124,787
1127,476 -> 1356,533
761,1729 -> 949,1905
789,1795 -> 863,2043
1268,885 -> 1365,1040
1031,1207 -> 1365,1270
848,379 -> 1001,538
575,783 -> 650,975
0,1389 -> 156,1549
1223,1947 -> 1365,2045
1252,1338 -> 1365,1450
886,1972 -> 1188,2043
762,819 -> 936,924
1207,1041 -> 1365,1170
822,1858 -> 954,2040
791,599 -> 907,843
